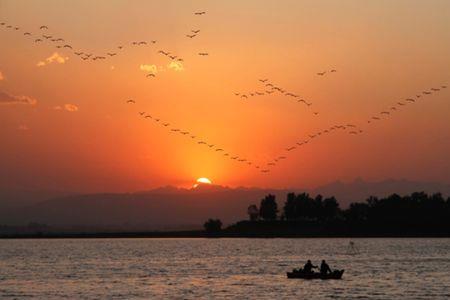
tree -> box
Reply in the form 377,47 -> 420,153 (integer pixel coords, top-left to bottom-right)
322,197 -> 340,220
203,219 -> 222,233
259,194 -> 278,220
247,204 -> 259,221
283,193 -> 297,220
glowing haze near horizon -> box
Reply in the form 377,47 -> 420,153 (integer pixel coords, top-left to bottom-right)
0,0 -> 449,192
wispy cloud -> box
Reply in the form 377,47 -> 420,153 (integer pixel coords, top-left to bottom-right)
64,104 -> 78,112
140,64 -> 158,74
168,61 -> 184,72
37,52 -> 69,67
18,124 -> 29,131
53,104 -> 78,112
0,91 -> 37,105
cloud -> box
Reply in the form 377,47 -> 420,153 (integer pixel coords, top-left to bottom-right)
0,71 -> 4,81
37,52 -> 69,67
140,64 -> 158,74
18,124 -> 29,131
53,104 -> 78,112
0,91 -> 37,105
64,104 -> 78,112
167,61 -> 184,72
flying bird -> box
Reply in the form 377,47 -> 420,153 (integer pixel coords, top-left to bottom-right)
186,34 -> 196,38
194,11 -> 206,15
107,53 -> 116,56
126,99 -> 135,104
317,72 -> 326,76
23,32 -> 31,36
198,52 -> 209,56
192,30 -> 200,34
139,112 -> 145,116
286,147 -> 296,151
40,25 -> 48,30
34,39 -> 42,43
146,73 -> 156,78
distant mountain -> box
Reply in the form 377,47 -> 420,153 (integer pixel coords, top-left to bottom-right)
1,179 -> 449,230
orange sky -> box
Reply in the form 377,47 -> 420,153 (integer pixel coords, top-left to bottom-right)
0,0 -> 449,192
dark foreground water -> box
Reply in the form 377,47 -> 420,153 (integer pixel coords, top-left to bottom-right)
0,238 -> 449,299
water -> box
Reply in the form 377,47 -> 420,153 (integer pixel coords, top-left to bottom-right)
0,238 -> 449,299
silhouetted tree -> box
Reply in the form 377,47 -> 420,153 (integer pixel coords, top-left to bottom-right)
259,194 -> 278,220
322,197 -> 340,220
247,204 -> 259,221
203,219 -> 222,233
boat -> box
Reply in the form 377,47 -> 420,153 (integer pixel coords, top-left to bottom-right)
287,269 -> 344,279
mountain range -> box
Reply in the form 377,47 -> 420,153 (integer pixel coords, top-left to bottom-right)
1,179 -> 449,230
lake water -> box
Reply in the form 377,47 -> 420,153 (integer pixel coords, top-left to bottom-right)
0,238 -> 449,299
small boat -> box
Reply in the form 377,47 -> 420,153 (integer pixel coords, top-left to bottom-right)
287,269 -> 344,279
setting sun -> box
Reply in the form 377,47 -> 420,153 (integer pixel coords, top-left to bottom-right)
193,177 -> 212,188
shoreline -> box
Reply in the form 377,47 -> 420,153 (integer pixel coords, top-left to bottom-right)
2,231 -> 450,239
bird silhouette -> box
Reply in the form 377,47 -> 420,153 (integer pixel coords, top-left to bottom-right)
146,74 -> 156,78
286,147 -> 296,151
39,25 -> 48,30
198,52 -> 209,56
192,30 -> 200,34
34,39 -> 42,43
317,71 -> 326,76
23,32 -> 31,36
107,53 -> 116,56
186,34 -> 196,38
126,99 -> 135,104
139,112 -> 145,116
194,11 -> 206,15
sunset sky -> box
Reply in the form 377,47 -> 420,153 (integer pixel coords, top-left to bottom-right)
1,0 -> 449,192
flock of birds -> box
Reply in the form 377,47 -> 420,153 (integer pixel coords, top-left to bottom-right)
0,11 -> 209,78
1,15 -> 447,174
127,82 -> 446,173
234,78 -> 321,115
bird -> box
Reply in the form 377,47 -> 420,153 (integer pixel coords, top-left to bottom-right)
162,123 -> 170,127
107,53 -> 116,56
139,112 -> 145,116
261,169 -> 270,173
42,35 -> 52,39
180,131 -> 189,135
14,27 -> 19,30
169,55 -> 177,60
146,74 -> 156,78
442,85 -> 447,89
190,135 -> 196,139
259,79 -> 268,83
317,71 -> 326,76
380,111 -> 390,115
151,40 -> 157,44
126,99 -> 135,104
215,148 -> 224,152
186,34 -> 196,38
74,52 -> 83,56
145,115 -> 152,119
194,11 -> 206,15
397,102 -> 405,106
40,25 -> 48,30
63,45 -> 72,49
241,95 -> 248,99
268,162 -> 276,166
391,107 -> 397,110
286,147 -> 296,151
192,30 -> 200,34
23,32 -> 31,36
405,98 -> 415,102
118,46 -> 123,49
278,156 -> 286,160
198,141 -> 206,145
349,131 -> 358,135
207,144 -> 214,148
171,129 -> 180,132
138,41 -> 147,45
372,117 -> 380,120
198,52 -> 209,56
313,112 -> 319,115
431,88 -> 440,91
330,69 -> 337,72
34,39 -> 42,43
423,91 -> 431,95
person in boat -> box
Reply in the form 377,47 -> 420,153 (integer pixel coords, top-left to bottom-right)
303,260 -> 317,273
320,260 -> 332,275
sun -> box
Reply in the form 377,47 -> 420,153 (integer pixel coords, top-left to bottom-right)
193,177 -> 212,188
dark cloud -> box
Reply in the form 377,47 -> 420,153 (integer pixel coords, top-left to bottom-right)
0,91 -> 37,105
